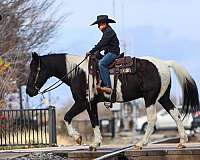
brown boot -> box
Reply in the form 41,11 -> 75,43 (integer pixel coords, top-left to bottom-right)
96,85 -> 104,94
96,86 -> 112,94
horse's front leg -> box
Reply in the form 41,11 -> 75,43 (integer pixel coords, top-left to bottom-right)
87,100 -> 102,151
64,101 -> 87,145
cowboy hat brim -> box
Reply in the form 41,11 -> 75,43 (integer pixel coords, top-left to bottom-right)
90,19 -> 116,26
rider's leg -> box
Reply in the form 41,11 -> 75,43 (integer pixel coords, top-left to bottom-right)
98,52 -> 117,90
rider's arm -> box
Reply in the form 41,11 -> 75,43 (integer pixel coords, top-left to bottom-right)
89,29 -> 114,54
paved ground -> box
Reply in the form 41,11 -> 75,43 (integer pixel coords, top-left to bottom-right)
1,143 -> 200,160
0,132 -> 199,159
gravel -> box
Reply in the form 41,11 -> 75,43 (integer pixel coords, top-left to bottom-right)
13,152 -> 68,160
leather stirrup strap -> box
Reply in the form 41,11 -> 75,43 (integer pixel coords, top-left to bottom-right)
111,69 -> 118,103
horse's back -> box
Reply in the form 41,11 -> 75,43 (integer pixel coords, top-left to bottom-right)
138,56 -> 171,100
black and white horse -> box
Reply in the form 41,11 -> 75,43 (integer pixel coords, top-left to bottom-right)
26,52 -> 199,150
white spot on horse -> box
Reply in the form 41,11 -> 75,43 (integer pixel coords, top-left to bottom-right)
65,55 -> 97,99
110,75 -> 123,102
65,55 -> 88,79
142,56 -> 171,100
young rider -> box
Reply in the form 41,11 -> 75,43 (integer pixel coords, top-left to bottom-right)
87,15 -> 120,94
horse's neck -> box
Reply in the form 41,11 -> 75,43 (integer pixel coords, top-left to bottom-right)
42,55 -> 70,84
45,54 -> 88,86
65,55 -> 88,76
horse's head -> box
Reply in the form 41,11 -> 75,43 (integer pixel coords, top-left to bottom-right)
26,52 -> 50,97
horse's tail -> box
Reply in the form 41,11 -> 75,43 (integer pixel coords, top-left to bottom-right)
165,60 -> 199,116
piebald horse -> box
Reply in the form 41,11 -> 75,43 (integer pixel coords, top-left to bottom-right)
26,52 -> 199,150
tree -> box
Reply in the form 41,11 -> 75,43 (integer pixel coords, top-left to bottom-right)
0,0 -> 66,108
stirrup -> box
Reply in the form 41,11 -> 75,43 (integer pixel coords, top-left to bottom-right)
104,102 -> 112,109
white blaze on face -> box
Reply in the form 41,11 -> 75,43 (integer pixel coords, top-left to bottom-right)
142,56 -> 171,100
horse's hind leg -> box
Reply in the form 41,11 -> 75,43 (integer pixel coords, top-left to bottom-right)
135,104 -> 157,150
64,101 -> 87,145
86,100 -> 102,151
159,84 -> 188,148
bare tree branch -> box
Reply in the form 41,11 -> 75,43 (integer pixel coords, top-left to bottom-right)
0,0 -> 67,107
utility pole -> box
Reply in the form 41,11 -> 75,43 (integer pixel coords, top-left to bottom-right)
48,92 -> 51,105
26,94 -> 29,108
113,0 -> 116,18
121,2 -> 127,54
19,85 -> 23,109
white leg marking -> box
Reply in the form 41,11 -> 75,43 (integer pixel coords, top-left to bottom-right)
137,105 -> 157,147
169,108 -> 188,143
65,121 -> 80,140
90,126 -> 102,148
93,126 -> 102,145
143,57 -> 171,100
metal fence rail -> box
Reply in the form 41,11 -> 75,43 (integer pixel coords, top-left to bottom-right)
0,106 -> 56,147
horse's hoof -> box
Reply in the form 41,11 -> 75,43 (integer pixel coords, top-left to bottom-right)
75,135 -> 82,145
89,146 -> 97,151
88,143 -> 100,151
177,143 -> 186,149
133,145 -> 142,150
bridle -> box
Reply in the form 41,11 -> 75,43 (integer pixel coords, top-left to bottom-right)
33,59 -> 42,93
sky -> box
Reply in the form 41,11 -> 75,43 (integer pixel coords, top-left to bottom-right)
28,0 -> 200,108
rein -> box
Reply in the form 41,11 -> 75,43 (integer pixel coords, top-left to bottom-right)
37,56 -> 88,95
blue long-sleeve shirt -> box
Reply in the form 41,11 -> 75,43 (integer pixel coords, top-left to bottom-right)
90,27 -> 120,55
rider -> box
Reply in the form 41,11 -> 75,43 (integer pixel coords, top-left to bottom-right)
87,15 -> 120,94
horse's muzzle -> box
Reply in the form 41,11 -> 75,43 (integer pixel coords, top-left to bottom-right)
26,87 -> 38,97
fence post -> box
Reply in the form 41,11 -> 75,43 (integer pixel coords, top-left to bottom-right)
48,106 -> 57,146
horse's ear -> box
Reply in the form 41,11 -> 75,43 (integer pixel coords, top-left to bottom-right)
32,52 -> 39,60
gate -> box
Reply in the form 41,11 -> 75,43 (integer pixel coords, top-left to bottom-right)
0,106 -> 56,147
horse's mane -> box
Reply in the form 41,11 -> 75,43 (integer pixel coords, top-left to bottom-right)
39,53 -> 82,58
39,53 -> 67,57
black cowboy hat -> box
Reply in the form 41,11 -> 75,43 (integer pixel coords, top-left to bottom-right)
90,15 -> 116,26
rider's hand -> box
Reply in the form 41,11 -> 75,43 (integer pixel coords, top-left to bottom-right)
85,52 -> 91,58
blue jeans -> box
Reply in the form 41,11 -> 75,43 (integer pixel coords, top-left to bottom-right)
99,52 -> 118,88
